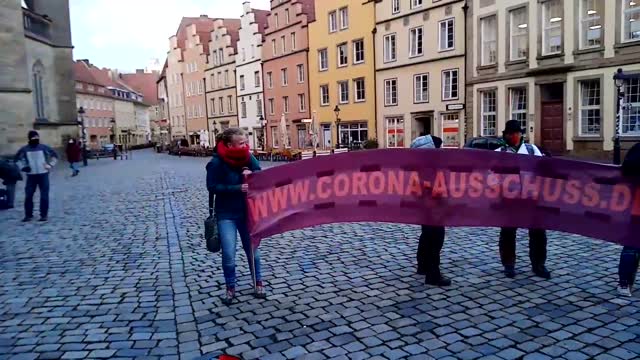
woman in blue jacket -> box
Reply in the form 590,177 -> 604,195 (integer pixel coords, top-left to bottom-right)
206,128 -> 264,305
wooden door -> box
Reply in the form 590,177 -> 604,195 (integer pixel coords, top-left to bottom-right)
540,101 -> 564,155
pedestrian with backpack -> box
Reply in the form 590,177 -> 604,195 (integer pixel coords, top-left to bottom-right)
495,120 -> 551,280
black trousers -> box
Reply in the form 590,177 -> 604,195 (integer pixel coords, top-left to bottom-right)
417,226 -> 445,276
499,228 -> 547,268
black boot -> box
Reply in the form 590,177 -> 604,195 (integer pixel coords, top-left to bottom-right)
532,265 -> 551,279
425,271 -> 452,287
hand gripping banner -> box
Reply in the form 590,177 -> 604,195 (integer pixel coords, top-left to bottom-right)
246,149 -> 640,248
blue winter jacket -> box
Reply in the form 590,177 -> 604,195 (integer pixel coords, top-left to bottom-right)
205,153 -> 261,219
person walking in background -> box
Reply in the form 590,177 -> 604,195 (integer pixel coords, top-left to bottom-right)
0,158 -> 22,209
411,134 -> 451,287
15,131 -> 58,222
206,128 -> 265,304
617,142 -> 640,296
495,120 -> 551,279
65,139 -> 82,177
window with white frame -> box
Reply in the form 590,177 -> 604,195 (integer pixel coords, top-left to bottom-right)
257,98 -> 263,117
297,64 -> 305,83
272,127 -> 279,147
274,13 -> 279,28
510,7 -> 529,60
386,117 -> 405,148
211,98 -> 216,115
339,7 -> 349,30
239,75 -> 245,91
281,68 -> 288,86
318,49 -> 328,71
481,90 -> 497,136
298,94 -> 306,112
218,48 -> 224,63
255,71 -> 261,88
510,87 -> 528,131
354,78 -> 365,102
623,78 -> 640,135
392,0 -> 400,14
291,32 -> 297,50
439,18 -> 455,51
219,97 -> 224,114
338,81 -> 349,104
242,48 -> 246,62
281,35 -> 286,53
228,96 -> 234,113
481,16 -> 497,65
225,70 -> 229,86
272,39 -> 277,56
409,26 -> 424,57
384,34 -> 397,62
217,72 -> 223,88
542,0 -> 563,55
623,0 -> 640,42
338,43 -> 348,67
442,69 -> 458,100
267,72 -> 273,88
329,11 -> 337,32
385,78 -> 398,106
285,9 -> 290,24
579,0 -> 603,49
411,0 -> 423,9
353,39 -> 364,64
283,96 -> 290,113
578,80 -> 601,136
414,74 -> 429,103
320,85 -> 330,106
339,123 -> 368,146
241,101 -> 247,118
268,98 -> 275,115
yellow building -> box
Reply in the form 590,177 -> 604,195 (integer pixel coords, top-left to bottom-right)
308,0 -> 376,149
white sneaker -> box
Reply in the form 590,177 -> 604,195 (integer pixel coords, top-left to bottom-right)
618,285 -> 632,297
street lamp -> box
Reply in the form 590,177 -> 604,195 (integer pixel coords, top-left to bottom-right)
334,105 -> 341,149
77,107 -> 88,166
259,115 -> 266,151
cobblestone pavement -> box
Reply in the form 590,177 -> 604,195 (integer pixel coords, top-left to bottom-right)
1,149 -> 639,360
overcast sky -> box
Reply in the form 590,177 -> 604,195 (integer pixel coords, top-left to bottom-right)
69,0 -> 271,71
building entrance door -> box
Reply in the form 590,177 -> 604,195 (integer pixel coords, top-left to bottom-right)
540,83 -> 564,155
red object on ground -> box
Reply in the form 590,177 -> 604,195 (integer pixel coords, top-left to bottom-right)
219,356 -> 241,360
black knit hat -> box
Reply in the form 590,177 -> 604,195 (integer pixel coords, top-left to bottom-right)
28,130 -> 39,140
503,120 -> 524,134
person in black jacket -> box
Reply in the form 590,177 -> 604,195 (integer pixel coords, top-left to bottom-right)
617,142 -> 640,297
0,158 -> 23,209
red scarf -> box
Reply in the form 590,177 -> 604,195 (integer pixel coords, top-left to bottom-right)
217,141 -> 250,168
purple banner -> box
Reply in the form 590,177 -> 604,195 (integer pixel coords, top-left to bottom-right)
246,149 -> 640,248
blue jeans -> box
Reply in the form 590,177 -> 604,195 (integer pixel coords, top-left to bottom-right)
25,174 -> 49,218
70,162 -> 79,172
619,246 -> 640,287
218,217 -> 262,288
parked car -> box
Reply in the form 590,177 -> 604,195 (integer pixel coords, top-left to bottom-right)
102,143 -> 115,152
463,136 -> 502,151
464,136 -> 552,156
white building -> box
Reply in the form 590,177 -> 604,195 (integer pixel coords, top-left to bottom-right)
235,1 -> 270,149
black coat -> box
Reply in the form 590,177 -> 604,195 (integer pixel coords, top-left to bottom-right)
623,143 -> 640,178
0,159 -> 22,184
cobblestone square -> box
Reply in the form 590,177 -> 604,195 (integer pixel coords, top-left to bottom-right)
1,150 -> 639,360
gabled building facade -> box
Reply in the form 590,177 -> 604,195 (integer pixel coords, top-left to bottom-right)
309,0 -> 376,150
263,0 -> 315,150
206,18 -> 242,138
182,23 -> 212,145
376,0 -> 466,149
236,2 -> 270,150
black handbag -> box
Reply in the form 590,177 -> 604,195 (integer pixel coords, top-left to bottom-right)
204,191 -> 220,252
